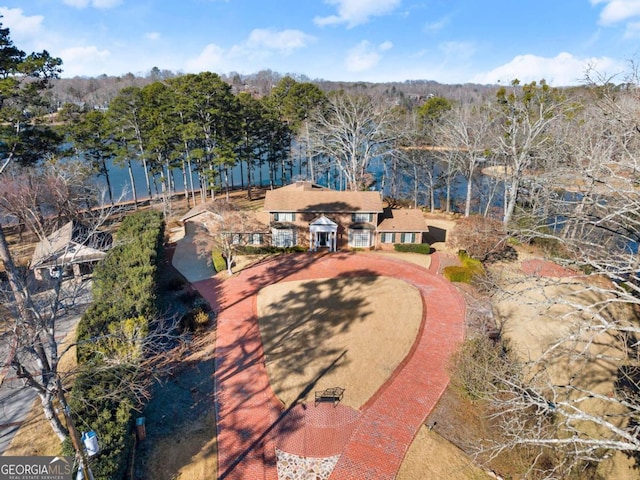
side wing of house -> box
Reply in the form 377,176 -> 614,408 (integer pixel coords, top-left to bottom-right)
377,207 -> 430,249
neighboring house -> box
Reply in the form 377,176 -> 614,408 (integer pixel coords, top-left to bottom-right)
30,221 -> 113,281
263,181 -> 430,251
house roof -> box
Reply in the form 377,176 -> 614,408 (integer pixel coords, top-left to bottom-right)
310,215 -> 338,227
377,208 -> 429,233
264,182 -> 383,213
30,221 -> 112,269
179,201 -> 219,223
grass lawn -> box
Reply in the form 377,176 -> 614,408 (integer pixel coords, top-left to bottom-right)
257,275 -> 422,409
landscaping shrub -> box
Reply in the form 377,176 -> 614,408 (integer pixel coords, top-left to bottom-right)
180,308 -> 211,333
443,265 -> 474,283
443,251 -> 486,283
212,250 -> 226,272
458,250 -> 485,275
67,367 -> 137,480
530,235 -> 571,259
449,336 -> 517,401
393,243 -> 431,254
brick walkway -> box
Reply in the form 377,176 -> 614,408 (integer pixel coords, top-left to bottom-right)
192,252 -> 466,480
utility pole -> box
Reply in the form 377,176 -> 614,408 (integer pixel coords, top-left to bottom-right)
57,389 -> 92,479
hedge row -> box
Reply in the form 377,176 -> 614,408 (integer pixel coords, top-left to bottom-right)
69,210 -> 164,479
393,243 -> 431,254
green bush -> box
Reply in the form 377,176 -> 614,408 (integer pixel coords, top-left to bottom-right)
444,251 -> 486,283
212,250 -> 226,272
530,235 -> 570,259
450,336 -> 517,401
393,243 -> 431,254
285,245 -> 306,253
443,265 -> 474,283
67,367 -> 137,480
180,308 -> 211,333
458,250 -> 485,275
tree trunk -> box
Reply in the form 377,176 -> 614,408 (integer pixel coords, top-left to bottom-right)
413,164 -> 419,209
101,159 -> 114,205
187,157 -> 197,206
503,176 -> 519,226
39,390 -> 69,442
142,157 -> 152,199
127,159 -> 138,210
181,157 -> 190,208
0,222 -> 29,321
465,174 -> 473,217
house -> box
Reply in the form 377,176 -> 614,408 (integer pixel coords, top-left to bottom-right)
263,181 -> 429,251
30,221 -> 113,281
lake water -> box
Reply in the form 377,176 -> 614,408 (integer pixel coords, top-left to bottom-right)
98,156 -> 504,214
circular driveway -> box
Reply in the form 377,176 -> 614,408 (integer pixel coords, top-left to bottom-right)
189,252 -> 466,480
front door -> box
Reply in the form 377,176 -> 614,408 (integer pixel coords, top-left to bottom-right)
318,232 -> 329,247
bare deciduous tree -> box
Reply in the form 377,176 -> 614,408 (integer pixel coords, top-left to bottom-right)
308,92 -> 395,191
194,200 -> 267,276
437,102 -> 495,217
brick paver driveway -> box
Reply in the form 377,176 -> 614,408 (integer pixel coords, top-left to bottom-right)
191,252 -> 466,480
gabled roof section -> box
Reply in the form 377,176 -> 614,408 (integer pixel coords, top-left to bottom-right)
310,215 -> 338,227
377,207 -> 429,232
30,220 -> 113,269
264,184 -> 383,214
179,202 -> 218,223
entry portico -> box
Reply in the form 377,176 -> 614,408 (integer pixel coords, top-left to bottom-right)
309,215 -> 338,252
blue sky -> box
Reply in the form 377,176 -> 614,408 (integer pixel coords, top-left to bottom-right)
2,0 -> 639,85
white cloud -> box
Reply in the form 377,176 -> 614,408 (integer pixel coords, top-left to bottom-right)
345,40 -> 392,72
185,43 -> 226,72
592,0 -> 640,25
145,32 -> 161,41
424,16 -> 449,34
0,7 -> 45,42
62,0 -> 122,9
244,28 -> 316,54
185,28 -> 315,73
314,0 -> 401,28
59,46 -> 111,76
92,0 -> 123,7
471,52 -> 625,86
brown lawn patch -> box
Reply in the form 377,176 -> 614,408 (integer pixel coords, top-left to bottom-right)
3,396 -> 63,457
257,275 -> 422,408
491,263 -> 638,479
142,411 -> 217,480
397,427 -> 492,480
